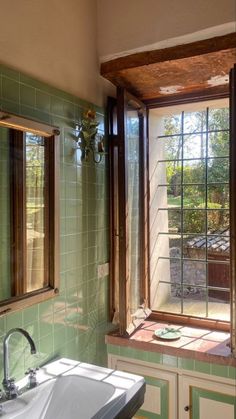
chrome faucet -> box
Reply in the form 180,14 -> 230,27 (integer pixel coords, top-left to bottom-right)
2,328 -> 37,399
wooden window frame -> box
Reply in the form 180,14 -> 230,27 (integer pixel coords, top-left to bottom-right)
148,94 -> 231,332
0,124 -> 60,315
110,86 -> 235,334
108,89 -> 149,335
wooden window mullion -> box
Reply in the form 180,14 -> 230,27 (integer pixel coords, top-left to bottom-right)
10,130 -> 26,295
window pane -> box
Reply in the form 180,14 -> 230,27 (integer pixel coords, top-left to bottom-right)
26,133 -> 45,292
207,184 -> 229,208
157,135 -> 182,160
183,210 -> 206,234
206,232 -> 230,260
183,261 -> 206,287
150,101 -> 230,321
184,110 -> 206,133
153,282 -> 182,314
207,158 -> 229,183
126,110 -> 141,314
183,160 -> 205,184
158,209 -> 181,233
183,185 -> 205,207
183,134 -> 206,159
208,132 -> 229,158
207,209 -> 229,232
183,287 -> 207,317
208,107 -> 229,131
163,114 -> 182,135
183,234 -> 206,260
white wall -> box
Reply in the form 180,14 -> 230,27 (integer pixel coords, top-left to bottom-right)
149,111 -> 171,309
0,0 -> 113,105
97,0 -> 236,61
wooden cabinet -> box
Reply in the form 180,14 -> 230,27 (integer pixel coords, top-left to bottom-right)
180,375 -> 236,419
108,355 -> 236,419
109,355 -> 177,419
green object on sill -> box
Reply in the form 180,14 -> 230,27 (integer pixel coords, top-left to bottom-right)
155,327 -> 182,340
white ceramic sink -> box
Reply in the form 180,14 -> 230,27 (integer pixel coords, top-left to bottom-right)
1,376 -> 115,419
0,358 -> 145,419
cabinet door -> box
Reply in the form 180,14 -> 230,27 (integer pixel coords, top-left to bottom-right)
109,355 -> 177,419
180,375 -> 236,419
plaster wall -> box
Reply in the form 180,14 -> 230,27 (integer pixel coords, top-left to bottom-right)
0,0 -> 113,105
97,0 -> 236,60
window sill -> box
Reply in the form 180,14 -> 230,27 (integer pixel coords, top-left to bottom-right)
106,320 -> 236,367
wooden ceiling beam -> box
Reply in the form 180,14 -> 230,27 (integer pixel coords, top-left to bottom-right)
101,32 -> 236,76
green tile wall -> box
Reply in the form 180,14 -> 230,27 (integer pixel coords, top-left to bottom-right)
0,63 -> 111,383
107,345 -> 236,380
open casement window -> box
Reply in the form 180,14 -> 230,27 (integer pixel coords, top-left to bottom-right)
108,88 -> 150,336
230,64 -> 236,356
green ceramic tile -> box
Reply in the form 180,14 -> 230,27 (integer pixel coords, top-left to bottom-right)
39,334 -> 53,355
6,311 -> 23,330
36,90 -> 51,113
1,98 -> 20,114
20,84 -> 35,107
0,62 -> 108,370
10,349 -> 25,380
23,322 -> 39,343
0,65 -> 20,81
39,316 -> 53,338
53,324 -> 66,350
135,348 -> 149,362
2,77 -> 19,102
147,351 -> 163,365
19,73 -> 50,91
0,316 -> 6,336
211,363 -> 228,378
228,366 -> 236,380
51,95 -> 65,116
20,105 -> 51,124
162,354 -> 178,368
66,338 -> 79,360
178,357 -> 194,371
23,306 -> 39,325
38,300 -> 53,318
194,360 -> 211,374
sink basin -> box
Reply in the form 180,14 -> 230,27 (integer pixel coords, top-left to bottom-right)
43,375 -> 116,419
1,376 -> 115,419
0,358 -> 145,419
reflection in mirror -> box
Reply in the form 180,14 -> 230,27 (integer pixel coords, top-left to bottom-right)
0,128 -> 11,300
26,133 -> 46,292
0,123 -> 59,308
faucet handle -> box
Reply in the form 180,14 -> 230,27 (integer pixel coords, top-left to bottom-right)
5,378 -> 18,399
25,368 -> 39,388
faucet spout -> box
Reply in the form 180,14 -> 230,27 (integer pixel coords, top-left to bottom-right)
2,328 -> 37,398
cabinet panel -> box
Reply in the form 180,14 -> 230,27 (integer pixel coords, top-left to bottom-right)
109,356 -> 177,419
181,375 -> 236,419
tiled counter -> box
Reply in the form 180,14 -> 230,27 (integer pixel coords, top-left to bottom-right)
106,321 -> 236,419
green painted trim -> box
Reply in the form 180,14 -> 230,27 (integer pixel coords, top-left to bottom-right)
137,409 -> 160,419
192,387 -> 236,419
107,345 -> 236,379
138,374 -> 169,419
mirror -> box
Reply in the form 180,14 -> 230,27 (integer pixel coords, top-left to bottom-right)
0,119 -> 59,311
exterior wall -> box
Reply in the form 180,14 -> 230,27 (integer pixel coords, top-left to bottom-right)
0,0 -> 113,106
0,63 -> 110,383
149,111 -> 171,308
97,0 -> 236,60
